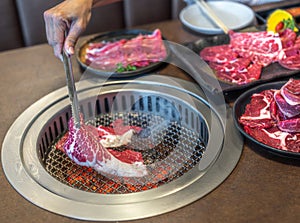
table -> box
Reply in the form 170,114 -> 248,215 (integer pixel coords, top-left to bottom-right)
0,19 -> 299,223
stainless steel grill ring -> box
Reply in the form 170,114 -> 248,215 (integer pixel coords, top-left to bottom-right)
2,75 -> 243,221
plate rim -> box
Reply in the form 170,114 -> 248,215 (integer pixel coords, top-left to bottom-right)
179,1 -> 255,35
233,80 -> 300,159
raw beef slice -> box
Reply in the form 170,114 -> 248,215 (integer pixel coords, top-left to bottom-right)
278,118 -> 300,133
229,30 -> 282,67
239,89 -> 277,129
280,78 -> 300,105
239,78 -> 300,152
85,29 -> 167,70
199,44 -> 238,63
244,125 -> 300,152
274,90 -> 300,118
64,115 -> 148,178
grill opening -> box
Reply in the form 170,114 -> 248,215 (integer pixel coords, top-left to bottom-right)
3,77 -> 244,221
38,93 -> 209,194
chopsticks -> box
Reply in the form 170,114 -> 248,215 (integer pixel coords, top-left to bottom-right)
194,0 -> 230,34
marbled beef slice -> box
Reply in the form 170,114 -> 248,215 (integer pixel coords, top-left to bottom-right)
274,90 -> 300,118
239,90 -> 276,128
84,29 -> 166,71
280,78 -> 300,105
64,115 -> 148,178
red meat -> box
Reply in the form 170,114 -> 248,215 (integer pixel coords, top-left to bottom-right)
279,28 -> 297,48
278,118 -> 300,133
200,29 -> 300,85
213,62 -> 262,85
278,34 -> 300,70
278,44 -> 300,70
85,29 -> 167,71
274,90 -> 300,118
63,115 -> 147,177
239,89 -> 277,129
199,45 -> 238,63
209,57 -> 251,72
239,78 -> 300,152
280,78 -> 300,105
199,30 -> 284,85
244,125 -> 300,152
229,30 -> 282,67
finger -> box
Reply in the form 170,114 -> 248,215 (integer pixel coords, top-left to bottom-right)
44,10 -> 68,58
43,10 -> 53,38
64,26 -> 80,55
53,42 -> 64,61
64,17 -> 89,55
49,27 -> 65,59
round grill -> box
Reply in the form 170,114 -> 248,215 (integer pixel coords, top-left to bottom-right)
2,76 -> 243,221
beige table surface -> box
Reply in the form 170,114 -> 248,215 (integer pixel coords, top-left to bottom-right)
0,18 -> 299,223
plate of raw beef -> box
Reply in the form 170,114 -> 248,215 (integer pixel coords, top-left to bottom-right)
76,29 -> 169,77
233,79 -> 300,159
187,27 -> 300,94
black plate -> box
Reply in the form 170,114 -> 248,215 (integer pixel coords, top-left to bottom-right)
76,29 -> 169,78
233,81 -> 300,159
186,29 -> 300,94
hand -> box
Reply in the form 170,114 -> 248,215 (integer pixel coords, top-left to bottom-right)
44,0 -> 93,60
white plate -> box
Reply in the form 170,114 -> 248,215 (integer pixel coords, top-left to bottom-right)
179,1 -> 255,35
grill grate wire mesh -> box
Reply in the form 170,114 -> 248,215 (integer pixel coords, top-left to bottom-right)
39,94 -> 208,194
45,112 -> 205,194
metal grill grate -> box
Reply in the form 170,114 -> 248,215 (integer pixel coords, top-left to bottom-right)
45,112 -> 205,194
2,77 -> 244,221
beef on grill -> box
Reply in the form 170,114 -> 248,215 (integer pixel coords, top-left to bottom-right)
97,119 -> 142,148
64,115 -> 148,177
84,29 -> 167,70
239,78 -> 300,152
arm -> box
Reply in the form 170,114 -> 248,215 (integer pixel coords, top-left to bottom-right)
44,0 -> 122,60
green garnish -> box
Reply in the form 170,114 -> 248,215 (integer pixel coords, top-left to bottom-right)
116,63 -> 137,73
282,18 -> 296,31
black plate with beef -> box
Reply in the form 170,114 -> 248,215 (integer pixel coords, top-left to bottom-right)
233,81 -> 300,159
76,29 -> 169,78
186,29 -> 300,95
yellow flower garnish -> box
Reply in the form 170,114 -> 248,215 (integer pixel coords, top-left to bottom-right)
267,9 -> 298,33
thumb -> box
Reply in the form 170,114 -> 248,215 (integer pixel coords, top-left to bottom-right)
64,22 -> 85,55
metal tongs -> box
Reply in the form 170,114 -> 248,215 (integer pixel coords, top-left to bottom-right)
62,49 -> 81,129
194,0 -> 229,34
